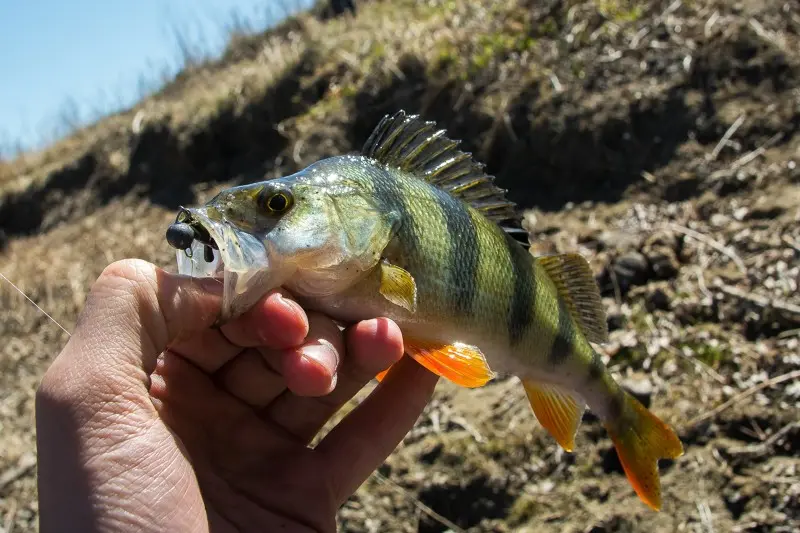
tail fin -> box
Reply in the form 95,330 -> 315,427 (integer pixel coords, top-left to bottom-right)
603,393 -> 684,511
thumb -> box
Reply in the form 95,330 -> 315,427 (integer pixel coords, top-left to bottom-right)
49,258 -> 224,399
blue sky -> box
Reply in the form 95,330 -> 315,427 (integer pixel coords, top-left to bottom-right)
0,0 -> 314,153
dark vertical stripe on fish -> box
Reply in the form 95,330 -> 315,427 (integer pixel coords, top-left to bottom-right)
506,235 -> 535,346
369,168 -> 419,252
433,188 -> 479,316
549,298 -> 575,365
606,388 -> 625,420
588,350 -> 606,381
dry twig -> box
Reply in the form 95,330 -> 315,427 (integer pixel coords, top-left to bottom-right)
713,282 -> 800,317
665,345 -> 726,384
711,132 -> 785,179
781,235 -> 800,255
729,422 -> 800,455
372,472 -> 466,533
0,453 -> 36,492
667,224 -> 747,275
685,369 -> 800,428
2,499 -> 16,533
708,114 -> 745,161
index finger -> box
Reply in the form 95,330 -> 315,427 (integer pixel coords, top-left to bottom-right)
168,290 -> 310,374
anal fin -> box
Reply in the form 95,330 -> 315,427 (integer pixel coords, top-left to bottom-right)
536,253 -> 608,344
404,338 -> 495,388
523,380 -> 586,452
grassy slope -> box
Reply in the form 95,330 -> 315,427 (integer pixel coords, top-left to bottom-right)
2,0 -> 800,531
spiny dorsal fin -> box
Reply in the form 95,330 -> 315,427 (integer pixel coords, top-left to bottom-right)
536,253 -> 609,344
362,110 -> 526,241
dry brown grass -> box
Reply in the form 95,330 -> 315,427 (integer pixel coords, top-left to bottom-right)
2,0 -> 800,531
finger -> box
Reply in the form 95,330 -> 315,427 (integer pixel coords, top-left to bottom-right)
214,349 -> 285,407
264,318 -> 403,442
219,291 -> 309,349
214,312 -> 346,409
315,356 -> 438,503
270,312 -> 343,398
151,351 -> 275,453
169,290 -> 308,374
45,259 -> 224,401
166,328 -> 242,373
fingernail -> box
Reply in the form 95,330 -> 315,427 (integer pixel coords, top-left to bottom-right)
360,318 -> 380,337
300,341 -> 339,374
275,293 -> 305,321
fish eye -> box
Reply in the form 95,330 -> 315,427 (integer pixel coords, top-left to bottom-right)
258,189 -> 293,214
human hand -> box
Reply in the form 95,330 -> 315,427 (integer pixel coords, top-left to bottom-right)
35,259 -> 438,532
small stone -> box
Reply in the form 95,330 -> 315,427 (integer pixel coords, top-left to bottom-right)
645,286 -> 672,311
612,252 -> 650,288
597,230 -> 641,253
786,381 -> 800,399
661,359 -> 678,377
647,248 -> 680,279
710,213 -> 730,227
622,375 -> 654,407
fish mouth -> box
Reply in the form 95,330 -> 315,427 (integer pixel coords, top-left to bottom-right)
169,207 -> 279,323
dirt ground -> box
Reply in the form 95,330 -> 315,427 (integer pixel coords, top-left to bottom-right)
1,0 -> 799,531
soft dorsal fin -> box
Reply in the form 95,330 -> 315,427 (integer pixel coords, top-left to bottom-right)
362,110 -> 526,241
536,253 -> 609,344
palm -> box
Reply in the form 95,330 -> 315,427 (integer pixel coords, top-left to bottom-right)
146,300 -> 438,533
36,261 -> 438,533
151,350 -> 339,532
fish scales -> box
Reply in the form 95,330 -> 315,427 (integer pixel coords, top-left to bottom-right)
168,110 -> 685,512
362,160 -> 598,394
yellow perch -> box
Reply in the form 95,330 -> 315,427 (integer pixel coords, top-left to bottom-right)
167,111 -> 684,510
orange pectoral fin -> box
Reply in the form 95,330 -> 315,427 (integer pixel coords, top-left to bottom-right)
404,338 -> 496,388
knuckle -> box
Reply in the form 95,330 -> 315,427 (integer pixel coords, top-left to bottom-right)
86,259 -> 159,310
307,312 -> 344,345
96,259 -> 157,292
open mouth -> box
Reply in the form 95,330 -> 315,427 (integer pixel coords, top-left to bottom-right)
166,206 -> 279,322
167,208 -> 225,279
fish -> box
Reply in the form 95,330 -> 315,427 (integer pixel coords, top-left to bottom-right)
166,110 -> 684,510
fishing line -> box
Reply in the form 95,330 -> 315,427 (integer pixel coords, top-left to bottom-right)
0,272 -> 72,337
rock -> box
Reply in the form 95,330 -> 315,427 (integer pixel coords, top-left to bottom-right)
612,251 -> 650,288
597,230 -> 641,253
606,308 -> 626,331
661,359 -> 679,377
645,285 -> 672,311
621,375 -> 654,407
710,213 -> 730,227
644,230 -> 679,252
643,231 -> 681,279
647,248 -> 680,279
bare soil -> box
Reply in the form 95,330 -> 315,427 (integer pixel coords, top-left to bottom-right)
1,0 -> 799,531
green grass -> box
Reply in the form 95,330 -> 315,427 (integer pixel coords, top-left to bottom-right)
596,0 -> 644,23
